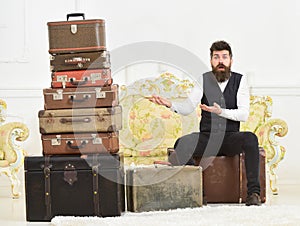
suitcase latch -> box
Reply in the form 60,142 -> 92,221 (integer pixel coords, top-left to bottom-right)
92,134 -> 102,144
56,75 -> 68,88
53,89 -> 63,100
95,88 -> 106,99
90,73 -> 101,83
51,135 -> 61,145
70,24 -> 77,34
64,163 -> 77,185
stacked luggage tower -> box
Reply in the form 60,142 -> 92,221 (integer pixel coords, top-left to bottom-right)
24,13 -> 124,222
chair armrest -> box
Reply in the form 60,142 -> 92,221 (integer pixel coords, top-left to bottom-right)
255,118 -> 288,194
255,118 -> 288,162
0,122 -> 29,167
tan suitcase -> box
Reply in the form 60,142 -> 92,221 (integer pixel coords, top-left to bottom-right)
42,132 -> 119,155
126,165 -> 203,212
39,106 -> 122,134
43,85 -> 118,110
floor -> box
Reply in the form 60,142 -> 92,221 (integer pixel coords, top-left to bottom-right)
1,175 -> 300,226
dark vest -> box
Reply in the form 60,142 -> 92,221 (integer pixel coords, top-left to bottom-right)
200,71 -> 243,132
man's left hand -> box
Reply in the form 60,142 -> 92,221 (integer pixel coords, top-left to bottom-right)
200,102 -> 222,115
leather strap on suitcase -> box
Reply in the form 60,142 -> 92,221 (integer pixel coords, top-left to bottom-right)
44,156 -> 52,221
92,165 -> 101,216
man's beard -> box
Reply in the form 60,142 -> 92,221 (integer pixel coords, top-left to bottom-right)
212,63 -> 231,82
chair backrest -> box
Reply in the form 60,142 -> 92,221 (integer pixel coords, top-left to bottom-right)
240,96 -> 272,133
119,72 -> 200,155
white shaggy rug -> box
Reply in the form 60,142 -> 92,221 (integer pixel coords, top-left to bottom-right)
51,205 -> 300,226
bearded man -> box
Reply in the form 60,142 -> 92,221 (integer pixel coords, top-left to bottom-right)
148,40 -> 261,206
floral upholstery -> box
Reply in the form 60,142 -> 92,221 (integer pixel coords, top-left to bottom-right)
119,73 -> 288,194
119,73 -> 200,164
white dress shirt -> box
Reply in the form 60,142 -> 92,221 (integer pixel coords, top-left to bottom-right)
171,73 -> 250,122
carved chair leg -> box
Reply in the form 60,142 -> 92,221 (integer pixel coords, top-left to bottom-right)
6,169 -> 21,198
267,145 -> 286,195
268,163 -> 279,195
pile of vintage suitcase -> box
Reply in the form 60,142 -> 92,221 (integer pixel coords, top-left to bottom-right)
24,13 -> 124,222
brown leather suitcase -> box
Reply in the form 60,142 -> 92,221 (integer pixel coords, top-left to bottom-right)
126,165 -> 202,212
48,13 -> 106,55
197,148 -> 266,203
199,155 -> 241,203
42,132 -> 119,155
38,106 -> 122,134
50,51 -> 110,72
51,69 -> 112,88
43,85 -> 118,110
168,148 -> 266,203
24,154 -> 124,221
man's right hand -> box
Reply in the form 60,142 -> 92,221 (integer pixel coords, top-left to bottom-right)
146,95 -> 172,108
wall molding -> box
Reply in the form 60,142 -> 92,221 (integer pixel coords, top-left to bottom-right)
250,86 -> 300,96
0,0 -> 29,63
0,89 -> 42,99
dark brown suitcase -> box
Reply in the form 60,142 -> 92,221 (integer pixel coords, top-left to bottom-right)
51,69 -> 112,88
43,85 -> 118,110
38,106 -> 122,134
24,154 -> 124,221
197,148 -> 266,203
42,132 -> 119,155
168,148 -> 266,203
48,13 -> 106,55
50,51 -> 110,72
199,155 -> 241,203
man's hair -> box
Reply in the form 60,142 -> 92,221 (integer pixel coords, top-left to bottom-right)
210,40 -> 232,58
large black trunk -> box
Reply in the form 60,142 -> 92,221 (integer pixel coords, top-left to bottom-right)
24,154 -> 124,222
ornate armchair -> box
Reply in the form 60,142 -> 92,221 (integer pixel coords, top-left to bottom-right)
240,96 -> 288,194
0,99 -> 29,198
119,73 -> 288,194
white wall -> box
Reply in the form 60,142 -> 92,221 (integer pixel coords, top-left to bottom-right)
0,0 -> 299,188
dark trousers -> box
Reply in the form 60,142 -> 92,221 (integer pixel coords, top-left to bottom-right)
174,131 -> 260,195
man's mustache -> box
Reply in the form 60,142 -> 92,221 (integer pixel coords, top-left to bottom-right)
217,63 -> 226,69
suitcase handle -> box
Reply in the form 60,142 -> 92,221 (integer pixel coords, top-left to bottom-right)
67,140 -> 88,149
70,77 -> 88,86
69,94 -> 91,102
67,13 -> 85,21
60,117 -> 91,124
103,78 -> 113,87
